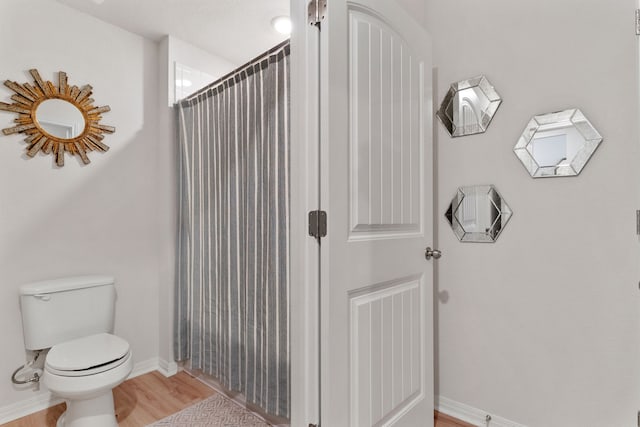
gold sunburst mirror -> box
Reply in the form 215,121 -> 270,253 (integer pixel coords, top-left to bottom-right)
0,69 -> 114,167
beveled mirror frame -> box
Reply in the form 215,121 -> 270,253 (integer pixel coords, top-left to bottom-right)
0,69 -> 114,167
445,184 -> 513,243
514,108 -> 602,178
436,75 -> 502,137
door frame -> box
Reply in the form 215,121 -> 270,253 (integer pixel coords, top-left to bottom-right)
290,0 -> 321,426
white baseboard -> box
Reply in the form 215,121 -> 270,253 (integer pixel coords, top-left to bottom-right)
0,357 -> 177,425
0,390 -> 64,426
436,395 -> 527,427
128,357 -> 161,378
158,358 -> 179,377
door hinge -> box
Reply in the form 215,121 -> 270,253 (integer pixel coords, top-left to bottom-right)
308,210 -> 327,239
636,210 -> 640,235
636,9 -> 640,35
308,0 -> 327,28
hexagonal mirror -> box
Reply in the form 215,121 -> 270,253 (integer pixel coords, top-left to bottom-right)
514,108 -> 602,178
445,185 -> 512,243
436,75 -> 502,137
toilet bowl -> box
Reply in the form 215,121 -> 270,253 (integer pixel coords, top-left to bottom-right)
43,333 -> 133,427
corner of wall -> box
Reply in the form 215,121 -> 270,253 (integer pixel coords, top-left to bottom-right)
156,34 -> 178,369
158,36 -> 172,107
159,358 -> 179,377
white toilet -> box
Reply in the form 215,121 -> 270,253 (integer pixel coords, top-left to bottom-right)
19,276 -> 132,427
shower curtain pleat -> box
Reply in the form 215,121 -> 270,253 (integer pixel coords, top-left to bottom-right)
175,43 -> 290,418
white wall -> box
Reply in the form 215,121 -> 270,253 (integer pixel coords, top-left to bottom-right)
0,0 -> 166,412
394,0 -> 425,21
425,0 -> 640,425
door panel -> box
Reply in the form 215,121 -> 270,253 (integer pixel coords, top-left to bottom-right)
349,9 -> 425,240
350,275 -> 425,426
321,0 -> 433,425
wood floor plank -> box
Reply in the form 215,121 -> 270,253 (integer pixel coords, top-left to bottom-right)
4,371 -> 472,427
2,371 -> 215,427
435,410 -> 477,427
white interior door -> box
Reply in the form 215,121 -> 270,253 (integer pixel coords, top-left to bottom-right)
320,0 -> 434,426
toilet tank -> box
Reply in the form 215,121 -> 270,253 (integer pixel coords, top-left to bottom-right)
19,276 -> 117,350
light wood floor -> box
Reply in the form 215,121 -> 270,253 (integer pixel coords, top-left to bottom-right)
435,411 -> 476,427
2,371 -> 215,427
3,370 -> 472,426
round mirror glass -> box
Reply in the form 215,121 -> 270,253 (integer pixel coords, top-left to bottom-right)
35,99 -> 85,139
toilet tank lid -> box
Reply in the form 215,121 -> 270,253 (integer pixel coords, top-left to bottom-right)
19,275 -> 115,295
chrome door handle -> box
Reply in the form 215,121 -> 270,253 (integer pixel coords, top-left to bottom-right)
425,247 -> 442,260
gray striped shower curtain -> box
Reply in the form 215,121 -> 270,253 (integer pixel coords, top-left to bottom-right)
175,43 -> 290,418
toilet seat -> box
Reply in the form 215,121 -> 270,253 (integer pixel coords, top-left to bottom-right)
45,333 -> 130,377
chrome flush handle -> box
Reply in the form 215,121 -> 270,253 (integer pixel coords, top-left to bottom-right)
425,247 -> 442,260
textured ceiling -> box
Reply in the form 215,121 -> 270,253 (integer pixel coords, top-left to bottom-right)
54,0 -> 290,65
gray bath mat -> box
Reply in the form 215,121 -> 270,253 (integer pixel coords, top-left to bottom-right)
148,393 -> 270,426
